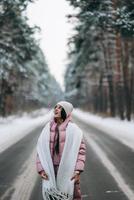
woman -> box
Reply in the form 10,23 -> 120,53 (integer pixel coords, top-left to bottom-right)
36,101 -> 86,200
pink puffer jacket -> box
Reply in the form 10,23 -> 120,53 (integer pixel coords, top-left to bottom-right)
36,115 -> 86,173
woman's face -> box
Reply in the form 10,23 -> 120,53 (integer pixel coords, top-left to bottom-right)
54,104 -> 62,119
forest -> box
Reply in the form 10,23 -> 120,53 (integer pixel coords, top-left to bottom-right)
0,0 -> 134,121
65,0 -> 134,121
0,0 -> 63,116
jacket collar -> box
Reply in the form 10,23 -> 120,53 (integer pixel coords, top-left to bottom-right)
50,114 -> 72,131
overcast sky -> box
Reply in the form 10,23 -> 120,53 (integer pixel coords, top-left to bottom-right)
27,0 -> 74,89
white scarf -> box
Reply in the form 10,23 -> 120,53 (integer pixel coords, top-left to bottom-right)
37,122 -> 83,200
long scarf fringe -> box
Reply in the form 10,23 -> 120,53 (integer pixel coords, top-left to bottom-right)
43,188 -> 73,200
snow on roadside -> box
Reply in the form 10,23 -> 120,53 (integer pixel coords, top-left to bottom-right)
1,107 -> 134,154
0,109 -> 53,153
73,109 -> 134,151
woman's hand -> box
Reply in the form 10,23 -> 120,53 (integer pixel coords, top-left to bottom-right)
71,171 -> 80,184
40,171 -> 49,180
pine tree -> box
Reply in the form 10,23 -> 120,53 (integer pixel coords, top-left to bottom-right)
65,0 -> 134,120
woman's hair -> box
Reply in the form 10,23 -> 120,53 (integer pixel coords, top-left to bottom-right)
61,108 -> 67,121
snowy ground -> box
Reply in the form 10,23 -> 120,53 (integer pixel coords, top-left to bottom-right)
73,109 -> 134,151
0,108 -> 134,153
0,109 -> 53,153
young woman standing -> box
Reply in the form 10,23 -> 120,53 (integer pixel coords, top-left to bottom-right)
36,101 -> 86,200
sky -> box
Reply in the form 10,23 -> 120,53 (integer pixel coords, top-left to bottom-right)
27,0 -> 74,89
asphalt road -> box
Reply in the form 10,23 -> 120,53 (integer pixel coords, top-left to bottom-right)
0,126 -> 43,200
0,116 -> 134,200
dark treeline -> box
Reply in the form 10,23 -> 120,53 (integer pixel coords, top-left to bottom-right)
65,0 -> 134,121
0,0 -> 63,116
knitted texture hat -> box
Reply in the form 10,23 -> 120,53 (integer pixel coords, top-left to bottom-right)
57,101 -> 73,116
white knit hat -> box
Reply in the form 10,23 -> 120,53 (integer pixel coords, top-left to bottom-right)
57,101 -> 73,116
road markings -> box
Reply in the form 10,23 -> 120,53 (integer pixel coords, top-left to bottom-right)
86,135 -> 134,200
0,187 -> 14,200
105,190 -> 119,193
81,194 -> 89,198
1,149 -> 38,200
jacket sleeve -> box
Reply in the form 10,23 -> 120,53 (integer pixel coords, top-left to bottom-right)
36,153 -> 44,173
75,138 -> 86,172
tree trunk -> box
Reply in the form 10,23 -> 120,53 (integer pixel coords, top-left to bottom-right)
98,72 -> 104,113
130,39 -> 134,115
100,31 -> 116,117
0,78 -> 7,116
122,39 -> 131,121
115,32 -> 125,120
